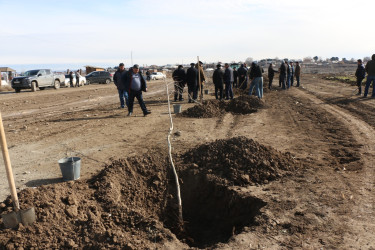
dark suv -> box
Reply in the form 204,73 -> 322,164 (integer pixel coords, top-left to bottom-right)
85,71 -> 113,84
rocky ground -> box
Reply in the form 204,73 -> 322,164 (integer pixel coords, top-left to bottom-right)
0,74 -> 374,249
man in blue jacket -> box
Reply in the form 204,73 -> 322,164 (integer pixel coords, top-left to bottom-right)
124,64 -> 151,116
355,59 -> 366,95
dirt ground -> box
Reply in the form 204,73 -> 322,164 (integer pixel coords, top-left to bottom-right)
0,74 -> 374,249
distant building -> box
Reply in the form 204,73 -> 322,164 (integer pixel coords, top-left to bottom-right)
84,65 -> 106,74
0,67 -> 16,86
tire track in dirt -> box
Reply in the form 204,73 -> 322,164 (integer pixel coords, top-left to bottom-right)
294,88 -> 375,247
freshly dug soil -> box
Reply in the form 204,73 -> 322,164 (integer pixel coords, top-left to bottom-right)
0,154 -> 180,249
181,136 -> 297,186
180,96 -> 264,118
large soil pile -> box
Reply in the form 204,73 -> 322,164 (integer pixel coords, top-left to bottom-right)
180,96 -> 264,118
0,154 -> 181,249
181,136 -> 296,186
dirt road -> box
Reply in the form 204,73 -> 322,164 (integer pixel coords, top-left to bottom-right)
0,75 -> 374,249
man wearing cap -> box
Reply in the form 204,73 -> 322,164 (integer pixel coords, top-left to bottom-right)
224,63 -> 234,100
172,65 -> 186,101
186,63 -> 198,102
124,64 -> 151,116
213,64 -> 224,100
113,63 -> 128,108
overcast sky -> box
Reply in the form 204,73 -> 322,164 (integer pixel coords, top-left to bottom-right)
1,0 -> 374,68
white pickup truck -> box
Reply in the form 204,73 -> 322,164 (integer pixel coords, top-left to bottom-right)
11,69 -> 65,93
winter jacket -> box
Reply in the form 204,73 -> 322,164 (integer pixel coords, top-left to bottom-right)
365,60 -> 375,76
186,66 -> 198,87
172,68 -> 186,85
124,69 -> 147,92
355,64 -> 366,79
224,67 -> 234,84
195,64 -> 206,85
249,64 -> 263,80
113,69 -> 128,90
295,65 -> 301,77
233,69 -> 238,80
286,63 -> 291,76
212,69 -> 224,88
268,66 -> 278,78
280,63 -> 287,76
237,66 -> 247,79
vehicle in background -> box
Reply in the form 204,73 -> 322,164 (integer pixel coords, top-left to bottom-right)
0,67 -> 16,86
11,69 -> 65,93
85,71 -> 113,84
150,72 -> 166,80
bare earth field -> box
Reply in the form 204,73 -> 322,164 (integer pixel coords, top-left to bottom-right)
0,74 -> 374,249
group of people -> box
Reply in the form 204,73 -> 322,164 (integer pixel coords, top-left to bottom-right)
270,60 -> 301,90
68,70 -> 82,88
113,63 -> 151,117
355,54 -> 375,97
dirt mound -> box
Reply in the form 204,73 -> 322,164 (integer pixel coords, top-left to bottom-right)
180,96 -> 264,118
0,154 -> 180,249
181,136 -> 296,186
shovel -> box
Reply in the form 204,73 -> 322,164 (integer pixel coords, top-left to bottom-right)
0,112 -> 36,228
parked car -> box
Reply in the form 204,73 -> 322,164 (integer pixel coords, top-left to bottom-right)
11,69 -> 65,93
85,71 -> 113,84
150,72 -> 166,80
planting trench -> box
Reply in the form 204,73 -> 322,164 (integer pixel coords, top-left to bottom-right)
0,137 -> 297,249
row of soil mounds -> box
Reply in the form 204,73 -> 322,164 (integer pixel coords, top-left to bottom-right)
0,137 -> 297,249
179,95 -> 265,118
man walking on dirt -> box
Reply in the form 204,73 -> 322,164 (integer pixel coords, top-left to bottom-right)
186,63 -> 198,103
125,64 -> 151,116
213,64 -> 224,100
114,63 -> 128,108
224,63 -> 234,100
172,65 -> 186,101
364,54 -> 375,98
268,63 -> 278,89
248,62 -> 264,99
295,62 -> 301,87
355,59 -> 366,95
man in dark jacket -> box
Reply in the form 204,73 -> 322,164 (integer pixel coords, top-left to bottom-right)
268,63 -> 278,89
195,61 -> 206,99
248,62 -> 264,98
286,61 -> 291,89
75,70 -> 81,87
186,63 -> 198,103
295,62 -> 301,87
279,61 -> 287,90
69,71 -> 74,87
212,64 -> 224,100
224,63 -> 234,100
172,65 -> 186,101
124,64 -> 151,116
290,61 -> 295,86
233,67 -> 238,88
364,54 -> 375,98
237,64 -> 248,89
113,63 -> 128,108
355,59 -> 366,95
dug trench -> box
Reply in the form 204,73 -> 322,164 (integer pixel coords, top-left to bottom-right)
0,136 -> 297,249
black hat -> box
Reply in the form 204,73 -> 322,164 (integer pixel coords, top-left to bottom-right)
216,64 -> 221,68
199,61 -> 203,65
178,65 -> 183,69
190,63 -> 195,66
133,64 -> 139,69
119,63 -> 124,67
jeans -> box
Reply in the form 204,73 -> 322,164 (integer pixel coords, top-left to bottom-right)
118,89 -> 129,108
225,81 -> 233,99
249,77 -> 263,98
128,90 -> 147,114
296,75 -> 300,87
287,74 -> 291,89
363,75 -> 375,97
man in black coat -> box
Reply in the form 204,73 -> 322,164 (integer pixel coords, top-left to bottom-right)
224,63 -> 234,100
233,67 -> 238,88
113,63 -> 128,108
186,63 -> 198,103
268,64 -> 278,89
212,64 -> 224,100
172,65 -> 186,101
279,61 -> 287,90
124,64 -> 151,116
355,59 -> 366,95
237,64 -> 248,90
